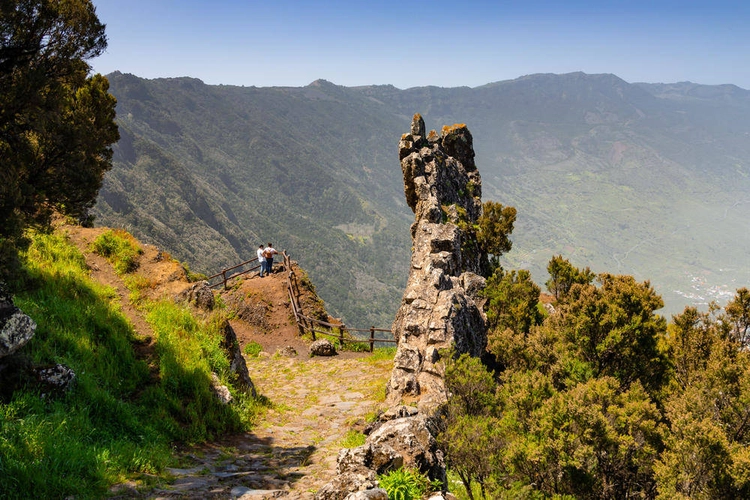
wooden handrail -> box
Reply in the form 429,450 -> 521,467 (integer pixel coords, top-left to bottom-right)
211,250 -> 397,351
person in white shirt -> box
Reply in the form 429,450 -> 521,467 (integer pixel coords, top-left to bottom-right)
257,244 -> 267,277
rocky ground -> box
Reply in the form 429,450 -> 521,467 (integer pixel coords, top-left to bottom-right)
62,224 -> 394,499
140,354 -> 391,499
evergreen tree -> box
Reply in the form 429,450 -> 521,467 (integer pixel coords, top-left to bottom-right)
545,254 -> 595,302
0,0 -> 118,238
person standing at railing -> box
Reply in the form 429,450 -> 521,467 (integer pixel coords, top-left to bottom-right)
263,243 -> 278,275
257,244 -> 267,277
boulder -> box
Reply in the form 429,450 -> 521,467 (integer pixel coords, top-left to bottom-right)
276,346 -> 297,357
210,372 -> 233,404
175,280 -> 215,311
336,443 -> 403,476
314,470 -> 378,500
0,283 -> 36,359
36,363 -> 76,396
310,339 -> 336,357
367,415 -> 445,483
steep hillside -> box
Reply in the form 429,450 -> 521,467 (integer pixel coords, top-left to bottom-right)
95,72 -> 750,320
96,73 -> 412,328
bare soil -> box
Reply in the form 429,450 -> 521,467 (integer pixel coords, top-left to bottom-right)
61,224 -> 393,498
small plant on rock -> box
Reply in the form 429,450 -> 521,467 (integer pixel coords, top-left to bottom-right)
378,467 -> 439,500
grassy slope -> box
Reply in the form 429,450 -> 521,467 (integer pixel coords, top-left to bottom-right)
0,230 -> 259,498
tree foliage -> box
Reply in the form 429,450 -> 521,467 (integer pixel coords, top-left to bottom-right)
476,201 -> 516,261
655,301 -> 750,499
484,268 -> 542,336
0,0 -> 118,238
441,261 -> 750,498
545,254 -> 595,302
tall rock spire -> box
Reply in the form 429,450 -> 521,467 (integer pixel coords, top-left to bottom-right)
387,114 -> 489,411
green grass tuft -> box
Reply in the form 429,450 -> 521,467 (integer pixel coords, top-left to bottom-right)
243,341 -> 263,357
90,229 -> 143,274
339,429 -> 366,448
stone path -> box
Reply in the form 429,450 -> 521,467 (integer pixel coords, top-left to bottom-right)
142,354 -> 392,499
61,223 -> 394,499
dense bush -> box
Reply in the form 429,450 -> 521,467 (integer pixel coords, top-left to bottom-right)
442,256 -> 750,499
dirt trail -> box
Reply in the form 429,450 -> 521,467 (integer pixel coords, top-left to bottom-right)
62,225 -> 393,499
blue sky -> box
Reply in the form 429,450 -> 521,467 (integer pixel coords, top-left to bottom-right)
90,0 -> 750,89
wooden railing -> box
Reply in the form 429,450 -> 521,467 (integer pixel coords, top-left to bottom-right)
208,251 -> 398,351
283,252 -> 396,352
207,250 -> 290,289
207,256 -> 263,289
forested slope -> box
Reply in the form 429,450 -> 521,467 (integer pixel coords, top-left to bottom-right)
95,72 -> 750,323
97,74 -> 413,327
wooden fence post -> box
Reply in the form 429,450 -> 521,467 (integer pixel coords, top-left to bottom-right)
222,270 -> 227,290
370,326 -> 375,352
339,324 -> 345,348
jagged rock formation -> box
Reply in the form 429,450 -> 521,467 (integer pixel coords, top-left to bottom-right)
316,115 -> 490,499
221,321 -> 257,398
386,114 -> 489,410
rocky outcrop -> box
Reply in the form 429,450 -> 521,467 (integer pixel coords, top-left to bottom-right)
315,406 -> 446,499
387,114 -> 489,411
0,283 -> 36,359
317,115 -> 491,499
221,321 -> 257,397
176,280 -> 215,311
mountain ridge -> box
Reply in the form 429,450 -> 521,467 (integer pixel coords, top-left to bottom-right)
95,71 -> 750,323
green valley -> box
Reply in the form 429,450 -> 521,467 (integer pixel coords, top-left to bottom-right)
96,72 -> 750,323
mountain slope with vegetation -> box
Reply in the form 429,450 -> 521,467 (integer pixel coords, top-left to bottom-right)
96,72 -> 750,324
96,74 -> 412,328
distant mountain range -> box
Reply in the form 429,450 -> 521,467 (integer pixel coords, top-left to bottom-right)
95,71 -> 750,325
